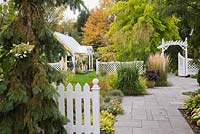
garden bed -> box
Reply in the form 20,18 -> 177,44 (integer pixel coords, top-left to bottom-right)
179,109 -> 200,134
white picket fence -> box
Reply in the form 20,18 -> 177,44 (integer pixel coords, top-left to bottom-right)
57,79 -> 100,134
178,53 -> 199,76
96,60 -> 144,74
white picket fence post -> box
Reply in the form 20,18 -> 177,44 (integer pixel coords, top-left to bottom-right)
91,79 -> 100,134
57,79 -> 100,134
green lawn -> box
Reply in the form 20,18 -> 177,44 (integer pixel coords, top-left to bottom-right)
72,72 -> 97,86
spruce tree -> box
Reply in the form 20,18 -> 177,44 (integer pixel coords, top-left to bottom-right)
0,0 -> 84,133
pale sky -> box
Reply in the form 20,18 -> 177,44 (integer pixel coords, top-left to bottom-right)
64,0 -> 100,20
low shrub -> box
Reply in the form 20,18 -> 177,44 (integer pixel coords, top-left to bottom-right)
197,69 -> 200,85
100,110 -> 116,134
107,90 -> 124,98
104,90 -> 124,103
116,65 -> 147,95
104,96 -> 122,103
100,99 -> 124,116
106,73 -> 118,88
146,53 -> 170,86
100,87 -> 112,98
184,94 -> 200,113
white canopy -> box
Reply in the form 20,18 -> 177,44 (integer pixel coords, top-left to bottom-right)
54,32 -> 93,55
54,32 -> 94,72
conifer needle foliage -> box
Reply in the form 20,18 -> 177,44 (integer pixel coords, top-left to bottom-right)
0,0 -> 85,133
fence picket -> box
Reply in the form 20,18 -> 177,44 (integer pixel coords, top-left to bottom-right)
75,83 -> 82,133
66,83 -> 73,134
84,83 -> 91,134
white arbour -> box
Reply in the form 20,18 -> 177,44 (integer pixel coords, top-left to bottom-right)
158,38 -> 188,57
157,38 -> 198,76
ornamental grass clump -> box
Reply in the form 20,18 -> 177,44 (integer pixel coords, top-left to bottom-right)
116,65 -> 147,95
147,53 -> 170,86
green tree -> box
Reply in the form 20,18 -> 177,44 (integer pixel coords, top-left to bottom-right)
107,0 -> 180,61
44,6 -> 66,31
76,10 -> 89,33
0,0 -> 15,32
0,0 -> 84,133
167,0 -> 200,64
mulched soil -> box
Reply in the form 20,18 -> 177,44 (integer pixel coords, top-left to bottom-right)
179,109 -> 200,134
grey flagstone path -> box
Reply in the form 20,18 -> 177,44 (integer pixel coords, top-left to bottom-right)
115,74 -> 199,134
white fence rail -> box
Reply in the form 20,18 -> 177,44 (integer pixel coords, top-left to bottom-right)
96,60 -> 144,74
178,53 -> 199,76
57,79 -> 100,134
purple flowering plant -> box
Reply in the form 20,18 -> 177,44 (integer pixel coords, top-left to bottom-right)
145,71 -> 160,81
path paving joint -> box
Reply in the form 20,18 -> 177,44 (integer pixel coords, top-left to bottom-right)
115,75 -> 199,134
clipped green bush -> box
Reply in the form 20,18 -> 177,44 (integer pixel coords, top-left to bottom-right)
107,89 -> 124,97
104,96 -> 122,103
100,110 -> 116,134
184,94 -> 200,113
116,65 -> 147,95
106,73 -> 118,88
197,69 -> 200,85
100,99 -> 124,116
104,90 -> 124,103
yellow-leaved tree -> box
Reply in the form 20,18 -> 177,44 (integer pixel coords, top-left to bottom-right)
82,0 -> 113,50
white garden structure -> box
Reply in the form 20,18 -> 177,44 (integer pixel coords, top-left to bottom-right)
158,38 -> 198,76
52,32 -> 94,72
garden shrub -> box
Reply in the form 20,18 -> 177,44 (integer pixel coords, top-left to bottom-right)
184,94 -> 200,113
104,89 -> 124,103
146,53 -> 170,86
100,87 -> 112,98
107,89 -> 124,98
99,68 -> 107,77
197,69 -> 200,85
100,110 -> 116,134
104,96 -> 122,103
106,73 -> 118,88
116,65 -> 147,95
100,99 -> 124,116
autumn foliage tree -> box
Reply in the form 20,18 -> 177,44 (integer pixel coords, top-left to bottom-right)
82,0 -> 113,50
